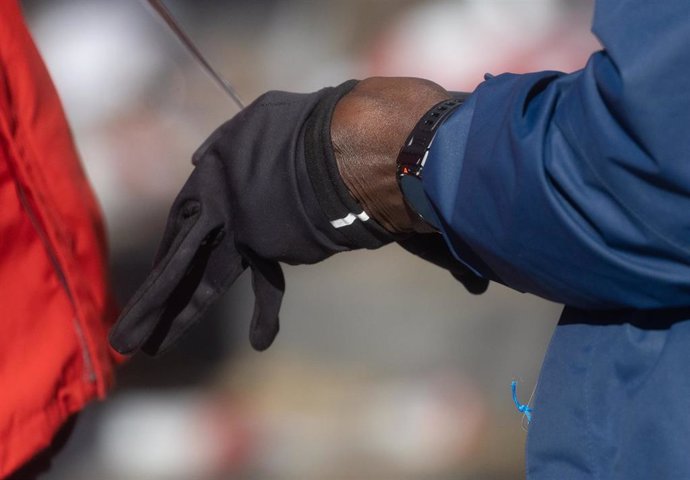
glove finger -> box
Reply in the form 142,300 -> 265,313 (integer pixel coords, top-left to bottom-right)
140,228 -> 245,355
398,234 -> 489,295
450,270 -> 489,295
109,202 -> 244,355
244,253 -> 285,351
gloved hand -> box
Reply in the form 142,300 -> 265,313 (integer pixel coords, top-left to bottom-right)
109,81 -> 392,355
109,78 -> 488,357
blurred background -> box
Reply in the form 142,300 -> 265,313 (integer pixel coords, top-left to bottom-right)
21,0 -> 599,478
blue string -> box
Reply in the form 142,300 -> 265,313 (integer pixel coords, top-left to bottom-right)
511,380 -> 533,423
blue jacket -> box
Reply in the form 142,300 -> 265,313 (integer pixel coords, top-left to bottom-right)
426,0 -> 690,309
424,1 -> 690,478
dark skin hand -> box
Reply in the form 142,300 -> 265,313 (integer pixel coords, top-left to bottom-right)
331,77 -> 451,234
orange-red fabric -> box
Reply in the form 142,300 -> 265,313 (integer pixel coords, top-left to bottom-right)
0,2 -> 119,477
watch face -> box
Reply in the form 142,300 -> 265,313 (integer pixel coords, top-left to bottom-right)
399,175 -> 441,230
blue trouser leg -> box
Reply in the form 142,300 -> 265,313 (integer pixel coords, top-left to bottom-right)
527,307 -> 690,480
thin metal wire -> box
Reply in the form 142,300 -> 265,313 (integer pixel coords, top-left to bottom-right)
145,0 -> 245,110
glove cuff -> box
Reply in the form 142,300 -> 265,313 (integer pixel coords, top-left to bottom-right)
304,80 -> 392,250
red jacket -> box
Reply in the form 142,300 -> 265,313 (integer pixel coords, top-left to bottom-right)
0,2 -> 119,476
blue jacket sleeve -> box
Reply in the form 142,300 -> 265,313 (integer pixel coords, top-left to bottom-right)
423,0 -> 690,309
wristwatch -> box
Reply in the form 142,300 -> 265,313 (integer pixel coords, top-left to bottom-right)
396,96 -> 465,231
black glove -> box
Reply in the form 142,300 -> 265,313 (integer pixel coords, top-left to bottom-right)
397,234 -> 489,294
109,81 -> 391,355
109,80 -> 488,356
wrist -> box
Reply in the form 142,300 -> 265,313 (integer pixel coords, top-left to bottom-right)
302,80 -> 393,250
331,77 -> 451,233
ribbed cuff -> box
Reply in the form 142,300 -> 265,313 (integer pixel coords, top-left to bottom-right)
303,80 -> 392,250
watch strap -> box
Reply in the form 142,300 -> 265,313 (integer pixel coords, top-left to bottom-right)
396,95 -> 467,229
